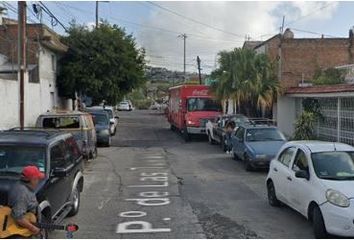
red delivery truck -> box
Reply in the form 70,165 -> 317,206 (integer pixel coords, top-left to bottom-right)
167,85 -> 222,141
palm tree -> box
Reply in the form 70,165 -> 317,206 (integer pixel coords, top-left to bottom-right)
210,48 -> 280,117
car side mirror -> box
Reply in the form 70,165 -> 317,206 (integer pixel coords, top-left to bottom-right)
295,170 -> 309,180
51,167 -> 67,178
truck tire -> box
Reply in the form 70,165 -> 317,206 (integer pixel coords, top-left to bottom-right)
183,127 -> 190,142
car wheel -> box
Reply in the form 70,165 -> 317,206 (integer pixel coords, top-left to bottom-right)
244,154 -> 253,171
221,137 -> 226,152
313,206 -> 328,239
68,185 -> 80,217
113,127 -> 117,136
233,152 -> 239,160
106,137 -> 112,147
39,213 -> 50,239
267,181 -> 281,207
91,146 -> 98,159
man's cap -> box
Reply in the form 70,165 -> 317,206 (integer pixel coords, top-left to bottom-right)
21,166 -> 45,180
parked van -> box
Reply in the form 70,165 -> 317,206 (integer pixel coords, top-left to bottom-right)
36,111 -> 97,159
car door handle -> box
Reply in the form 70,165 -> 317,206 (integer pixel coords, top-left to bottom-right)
287,176 -> 292,181
273,167 -> 278,172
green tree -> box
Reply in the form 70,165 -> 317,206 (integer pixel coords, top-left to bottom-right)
58,21 -> 146,105
210,48 -> 279,117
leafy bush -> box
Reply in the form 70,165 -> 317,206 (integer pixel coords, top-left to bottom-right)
134,99 -> 152,110
293,111 -> 317,140
312,68 -> 346,86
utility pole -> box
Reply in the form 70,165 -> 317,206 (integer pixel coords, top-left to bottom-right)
18,1 -> 26,129
197,56 -> 202,85
95,1 -> 98,28
96,1 -> 109,28
278,16 -> 285,87
178,33 -> 187,81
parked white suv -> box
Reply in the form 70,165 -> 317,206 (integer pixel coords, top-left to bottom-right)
266,141 -> 354,238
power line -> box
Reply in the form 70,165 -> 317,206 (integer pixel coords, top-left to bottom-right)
285,2 -> 336,27
291,27 -> 340,38
39,1 -> 68,32
46,2 -> 249,45
147,1 -> 245,39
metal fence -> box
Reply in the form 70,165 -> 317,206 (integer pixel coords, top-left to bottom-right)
297,97 -> 354,146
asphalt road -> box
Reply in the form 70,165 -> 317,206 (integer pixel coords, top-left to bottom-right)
51,110 -> 313,239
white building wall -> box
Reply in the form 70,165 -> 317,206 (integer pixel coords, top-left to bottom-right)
39,48 -> 57,111
0,79 -> 19,130
0,46 -> 72,130
277,95 -> 297,138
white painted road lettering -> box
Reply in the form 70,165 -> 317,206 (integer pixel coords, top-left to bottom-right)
139,191 -> 169,197
125,198 -> 170,206
130,167 -> 165,170
116,221 -> 171,233
120,211 -> 147,218
117,155 -> 172,234
140,176 -> 168,181
128,182 -> 169,188
140,172 -> 167,176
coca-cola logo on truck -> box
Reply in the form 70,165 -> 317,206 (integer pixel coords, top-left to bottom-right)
192,89 -> 208,96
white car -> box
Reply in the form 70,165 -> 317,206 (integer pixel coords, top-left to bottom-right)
118,101 -> 132,111
266,141 -> 354,238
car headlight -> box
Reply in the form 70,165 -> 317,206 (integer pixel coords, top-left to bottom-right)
187,120 -> 197,126
326,189 -> 350,208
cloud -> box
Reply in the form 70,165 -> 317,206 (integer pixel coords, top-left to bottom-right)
136,1 -> 339,73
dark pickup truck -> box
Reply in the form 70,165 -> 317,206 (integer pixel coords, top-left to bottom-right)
0,129 -> 84,236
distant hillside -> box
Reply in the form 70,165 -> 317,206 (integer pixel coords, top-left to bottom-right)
145,66 -> 206,83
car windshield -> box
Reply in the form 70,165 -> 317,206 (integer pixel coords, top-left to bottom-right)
312,152 -> 354,180
0,146 -> 46,174
223,116 -> 249,128
104,109 -> 114,119
246,128 -> 285,142
92,114 -> 109,126
187,98 -> 221,112
42,116 -> 80,129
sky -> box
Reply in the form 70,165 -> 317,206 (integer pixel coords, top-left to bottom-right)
2,1 -> 354,74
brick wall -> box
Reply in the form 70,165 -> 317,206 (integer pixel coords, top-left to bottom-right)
0,24 -> 43,65
256,36 -> 354,89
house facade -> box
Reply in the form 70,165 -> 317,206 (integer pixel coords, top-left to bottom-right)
0,18 -> 72,130
252,29 -> 354,89
245,29 -> 354,138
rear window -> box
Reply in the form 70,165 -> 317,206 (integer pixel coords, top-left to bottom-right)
104,109 -> 113,119
42,116 -> 81,129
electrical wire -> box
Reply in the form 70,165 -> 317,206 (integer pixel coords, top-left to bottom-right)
285,2 -> 336,27
147,1 -> 245,38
